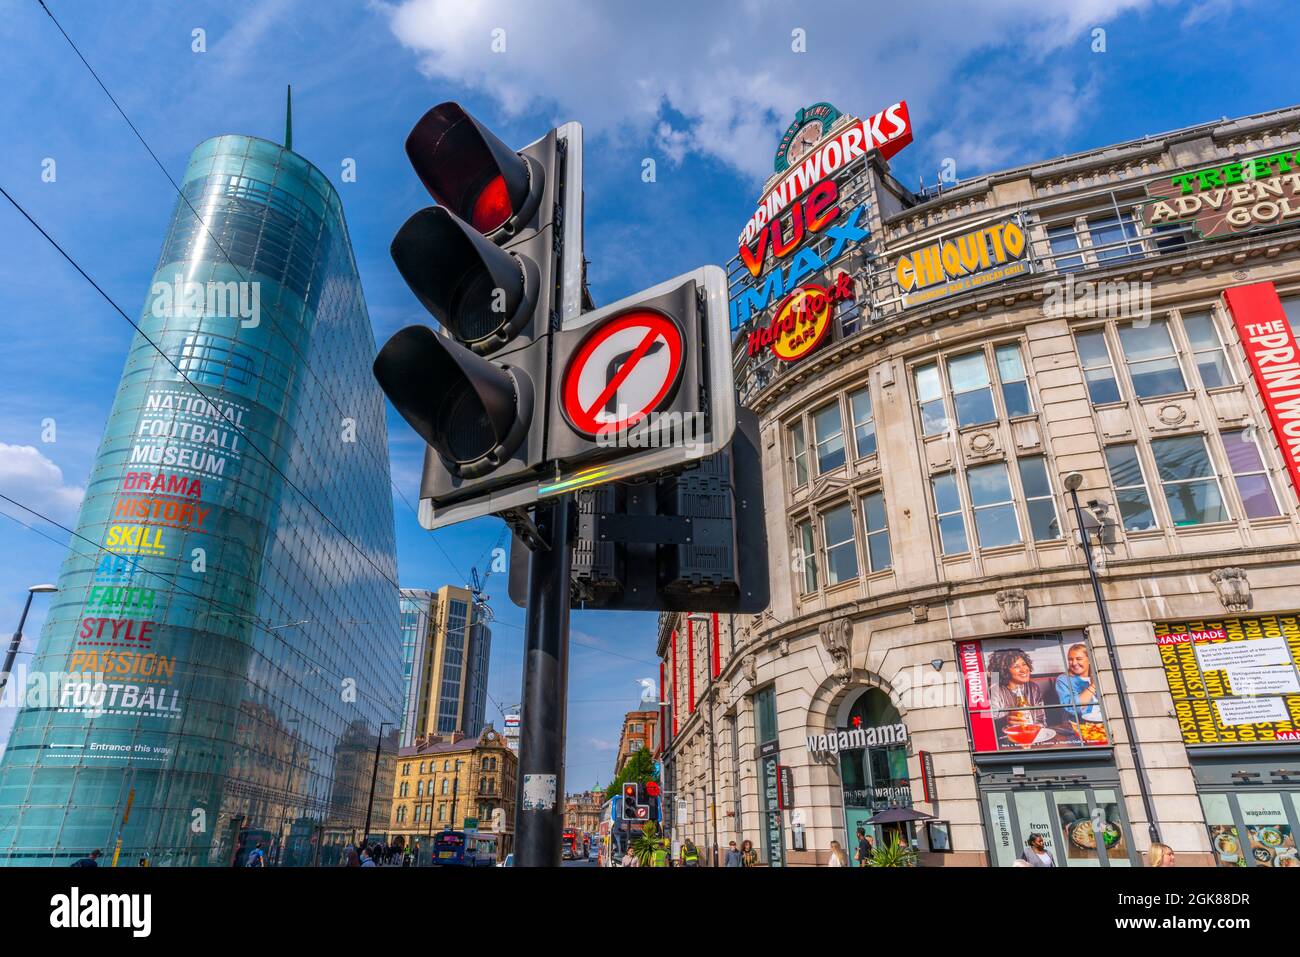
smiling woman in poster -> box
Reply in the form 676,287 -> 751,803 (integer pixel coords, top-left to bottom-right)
1055,643 -> 1103,723
987,648 -> 1048,730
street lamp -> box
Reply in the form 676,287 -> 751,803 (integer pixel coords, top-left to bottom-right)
362,721 -> 395,842
1063,472 -> 1161,845
1,584 -> 57,695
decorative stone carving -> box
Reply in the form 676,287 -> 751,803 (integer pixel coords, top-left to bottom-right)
778,636 -> 791,656
967,430 -> 997,457
911,604 -> 929,623
1210,567 -> 1251,613
742,653 -> 757,684
996,588 -> 1028,629
818,618 -> 853,686
1156,403 -> 1188,426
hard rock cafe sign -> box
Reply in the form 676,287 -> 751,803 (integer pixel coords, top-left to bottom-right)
746,273 -> 855,363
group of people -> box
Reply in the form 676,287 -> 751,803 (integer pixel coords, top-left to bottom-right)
1013,833 -> 1177,867
338,838 -> 420,867
826,827 -> 877,866
988,644 -> 1104,737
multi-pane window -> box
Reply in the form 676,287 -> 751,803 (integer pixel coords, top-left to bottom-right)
1018,457 -> 1061,541
1076,329 -> 1121,404
795,519 -> 818,593
849,387 -> 877,457
1183,311 -> 1235,389
791,421 -> 808,486
821,504 -> 859,585
915,363 -> 948,436
932,472 -> 968,554
1117,319 -> 1186,398
861,491 -> 891,572
967,462 -> 1021,548
1150,435 -> 1229,526
995,344 -> 1033,417
812,402 -> 846,473
947,352 -> 997,427
1221,429 -> 1280,519
1088,213 -> 1141,263
1047,223 -> 1084,272
1104,445 -> 1157,531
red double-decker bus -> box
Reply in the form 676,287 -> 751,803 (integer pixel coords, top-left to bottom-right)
561,829 -> 581,860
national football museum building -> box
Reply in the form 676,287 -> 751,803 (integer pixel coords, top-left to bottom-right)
0,135 -> 404,865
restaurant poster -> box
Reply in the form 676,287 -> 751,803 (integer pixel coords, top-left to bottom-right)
959,634 -> 1111,753
1154,616 -> 1300,746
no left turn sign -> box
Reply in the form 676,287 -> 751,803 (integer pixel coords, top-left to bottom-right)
561,310 -> 685,437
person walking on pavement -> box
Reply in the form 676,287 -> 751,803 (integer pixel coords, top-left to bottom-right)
246,842 -> 267,867
360,846 -> 377,867
827,841 -> 849,866
1018,833 -> 1055,867
652,839 -> 669,868
681,839 -> 700,867
622,847 -> 638,867
724,841 -> 743,867
740,839 -> 758,867
854,827 -> 874,867
71,849 -> 101,868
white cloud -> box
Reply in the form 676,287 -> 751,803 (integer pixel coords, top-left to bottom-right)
0,444 -> 84,523
379,0 -> 1156,184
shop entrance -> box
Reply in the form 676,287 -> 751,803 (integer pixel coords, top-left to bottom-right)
1194,751 -> 1300,868
976,752 -> 1136,867
835,688 -> 912,857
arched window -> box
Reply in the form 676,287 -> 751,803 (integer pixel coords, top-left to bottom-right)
441,779 -> 449,795
399,782 -> 409,798
396,805 -> 407,823
417,780 -> 424,796
438,804 -> 446,821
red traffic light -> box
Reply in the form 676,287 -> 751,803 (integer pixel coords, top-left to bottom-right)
405,102 -> 543,241
622,783 -> 637,799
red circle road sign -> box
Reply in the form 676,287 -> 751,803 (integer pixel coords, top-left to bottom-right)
561,310 -> 685,437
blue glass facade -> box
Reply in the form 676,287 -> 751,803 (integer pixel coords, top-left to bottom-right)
0,135 -> 403,866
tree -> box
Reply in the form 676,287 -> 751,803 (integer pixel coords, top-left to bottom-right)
603,747 -> 656,800
629,822 -> 660,867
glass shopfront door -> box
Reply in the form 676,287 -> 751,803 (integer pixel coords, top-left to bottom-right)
1202,790 -> 1300,867
983,785 -> 1135,867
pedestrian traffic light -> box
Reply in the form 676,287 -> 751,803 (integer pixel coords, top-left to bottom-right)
622,783 -> 638,820
375,104 -> 739,530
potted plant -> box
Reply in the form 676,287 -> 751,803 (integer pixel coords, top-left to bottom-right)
866,832 -> 918,867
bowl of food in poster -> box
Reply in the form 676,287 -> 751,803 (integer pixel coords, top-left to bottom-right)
1277,849 -> 1298,868
1252,844 -> 1275,866
1257,827 -> 1284,848
1004,724 -> 1055,748
1070,820 -> 1121,851
1212,829 -> 1240,864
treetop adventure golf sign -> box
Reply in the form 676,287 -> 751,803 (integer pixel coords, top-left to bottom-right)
1141,149 -> 1300,239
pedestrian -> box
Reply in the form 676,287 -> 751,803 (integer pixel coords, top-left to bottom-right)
1018,833 -> 1055,867
246,842 -> 267,867
681,839 -> 700,867
360,847 -> 376,867
652,839 -> 669,868
71,849 -> 102,868
345,842 -> 360,867
412,839 -> 421,867
138,856 -> 150,868
724,840 -> 743,867
854,827 -> 873,867
827,840 -> 849,866
740,839 -> 758,867
1146,842 -> 1175,867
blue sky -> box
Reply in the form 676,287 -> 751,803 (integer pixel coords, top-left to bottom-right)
0,0 -> 1297,787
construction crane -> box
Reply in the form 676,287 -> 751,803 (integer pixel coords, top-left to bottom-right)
468,525 -> 508,623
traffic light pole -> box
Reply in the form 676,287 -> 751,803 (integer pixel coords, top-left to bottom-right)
515,495 -> 574,866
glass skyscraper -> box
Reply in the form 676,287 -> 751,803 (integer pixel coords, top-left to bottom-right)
0,135 -> 403,866
397,586 -> 491,748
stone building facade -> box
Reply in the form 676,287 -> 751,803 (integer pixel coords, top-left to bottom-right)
387,725 -> 516,860
658,104 -> 1300,868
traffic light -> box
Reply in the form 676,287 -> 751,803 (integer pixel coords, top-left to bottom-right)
375,104 -> 737,530
374,102 -> 583,529
621,783 -> 638,821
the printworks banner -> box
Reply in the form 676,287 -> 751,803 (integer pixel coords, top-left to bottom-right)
1154,616 -> 1300,746
1221,281 -> 1300,506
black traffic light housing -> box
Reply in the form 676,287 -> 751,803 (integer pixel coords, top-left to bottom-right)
621,783 -> 638,821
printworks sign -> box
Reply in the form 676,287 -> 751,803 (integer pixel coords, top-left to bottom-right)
1141,150 -> 1300,239
894,218 -> 1029,307
774,102 -> 842,173
1222,281 -> 1300,501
